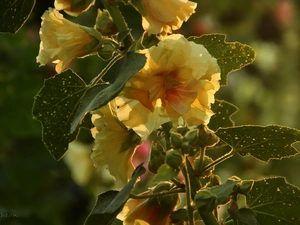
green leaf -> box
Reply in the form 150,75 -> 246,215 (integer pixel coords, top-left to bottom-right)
0,0 -> 35,34
228,208 -> 257,225
32,70 -> 90,160
170,208 -> 188,223
246,177 -> 300,225
209,179 -> 239,205
209,100 -> 238,131
216,125 -> 300,162
70,52 -> 146,133
152,164 -> 179,184
84,164 -> 146,225
189,34 -> 256,85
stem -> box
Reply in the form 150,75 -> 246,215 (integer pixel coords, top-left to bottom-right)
89,53 -> 123,85
200,150 -> 234,174
198,146 -> 206,173
171,178 -> 185,189
184,158 -> 219,225
200,212 -> 220,225
182,161 -> 194,225
129,188 -> 184,199
101,0 -> 134,48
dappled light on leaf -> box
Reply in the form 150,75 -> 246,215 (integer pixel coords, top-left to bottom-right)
216,125 -> 300,162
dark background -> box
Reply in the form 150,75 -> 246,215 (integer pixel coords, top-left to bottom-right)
0,0 -> 299,224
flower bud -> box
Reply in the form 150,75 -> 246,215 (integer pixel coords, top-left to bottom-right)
193,156 -> 214,177
170,132 -> 183,149
148,143 -> 165,174
94,9 -> 118,36
194,189 -> 217,212
183,129 -> 198,145
97,42 -> 117,61
196,124 -> 219,147
238,180 -> 254,195
165,149 -> 183,169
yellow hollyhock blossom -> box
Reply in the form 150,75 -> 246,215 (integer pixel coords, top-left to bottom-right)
131,0 -> 197,34
119,183 -> 178,225
91,103 -> 139,186
117,34 -> 220,139
54,0 -> 95,17
36,8 -> 103,74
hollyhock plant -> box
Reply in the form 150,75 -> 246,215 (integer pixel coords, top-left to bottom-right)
130,0 -> 197,34
36,8 -> 104,73
116,34 -> 220,139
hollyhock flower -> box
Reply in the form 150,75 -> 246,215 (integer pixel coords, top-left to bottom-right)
116,34 -> 220,139
91,102 -> 140,186
120,183 -> 179,225
36,8 -> 103,73
54,0 -> 95,17
131,0 -> 197,34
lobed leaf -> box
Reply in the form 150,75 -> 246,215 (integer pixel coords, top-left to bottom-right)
32,70 -> 90,160
84,164 -> 146,225
70,52 -> 146,133
216,125 -> 300,162
0,0 -> 35,34
209,100 -> 238,131
246,177 -> 300,225
189,34 -> 256,85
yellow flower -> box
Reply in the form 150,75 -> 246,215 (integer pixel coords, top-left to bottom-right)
91,102 -> 139,186
131,0 -> 197,34
36,8 -> 103,73
116,34 -> 220,139
54,0 -> 95,17
120,183 -> 178,225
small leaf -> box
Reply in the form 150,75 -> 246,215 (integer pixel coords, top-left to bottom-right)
216,125 -> 300,162
209,100 -> 238,131
85,164 -> 146,225
189,34 -> 256,85
152,164 -> 179,184
32,70 -> 88,160
0,0 -> 35,34
246,177 -> 300,225
71,52 -> 146,133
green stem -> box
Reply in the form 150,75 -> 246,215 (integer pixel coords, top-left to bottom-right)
129,188 -> 184,199
198,146 -> 206,173
199,212 -> 220,225
171,178 -> 185,189
101,0 -> 134,48
89,53 -> 123,85
184,158 -> 219,225
200,150 -> 234,174
182,161 -> 194,225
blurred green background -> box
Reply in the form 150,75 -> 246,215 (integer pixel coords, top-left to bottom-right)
0,0 -> 299,224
